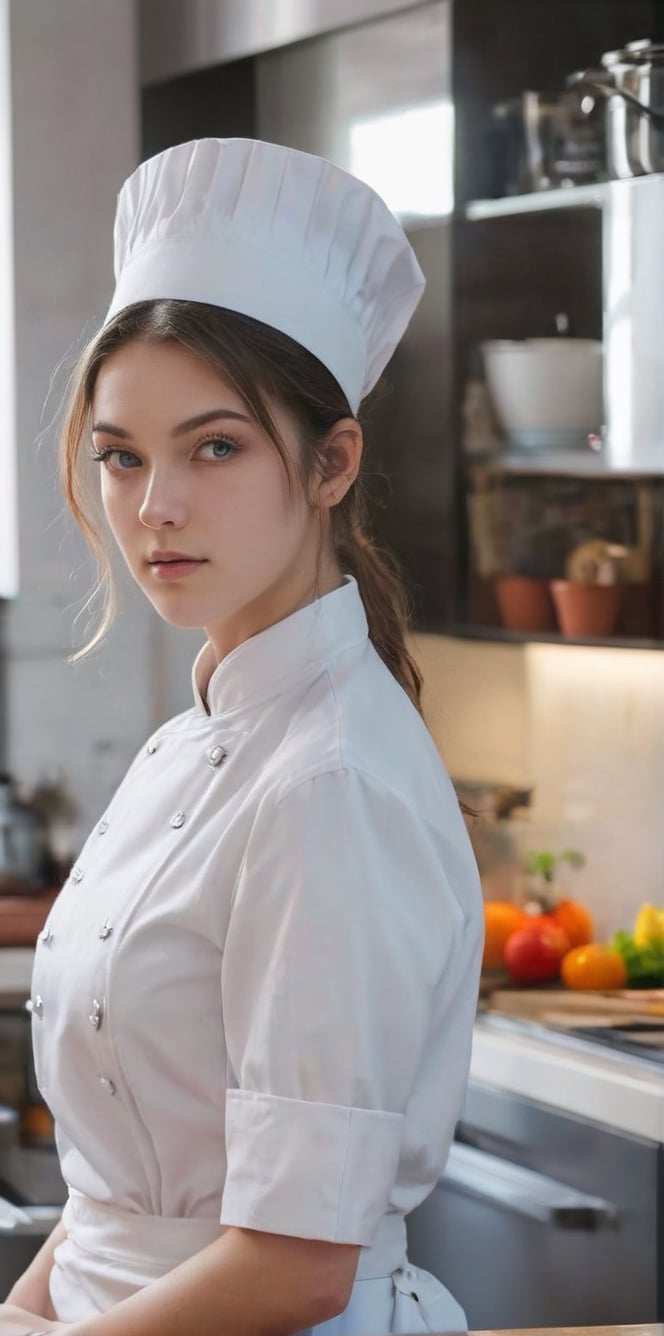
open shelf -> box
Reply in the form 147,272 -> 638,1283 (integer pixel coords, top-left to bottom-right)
442,624 -> 664,652
465,182 -> 608,221
466,452 -> 662,481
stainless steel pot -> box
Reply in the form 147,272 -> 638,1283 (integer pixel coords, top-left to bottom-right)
570,40 -> 664,178
0,774 -> 50,893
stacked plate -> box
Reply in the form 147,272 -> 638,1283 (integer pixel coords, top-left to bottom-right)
509,427 -> 596,452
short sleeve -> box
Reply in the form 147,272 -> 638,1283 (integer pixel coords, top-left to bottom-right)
220,767 -> 465,1244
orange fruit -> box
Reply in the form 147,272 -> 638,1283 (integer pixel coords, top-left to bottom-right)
561,944 -> 628,991
550,899 -> 594,948
483,901 -> 526,970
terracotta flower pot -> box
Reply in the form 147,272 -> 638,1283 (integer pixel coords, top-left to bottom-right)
550,580 -> 625,638
494,576 -> 557,632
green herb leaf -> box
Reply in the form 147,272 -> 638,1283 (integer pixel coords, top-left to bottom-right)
611,930 -> 664,988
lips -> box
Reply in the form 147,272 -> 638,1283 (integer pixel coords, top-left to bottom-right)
147,551 -> 208,581
148,550 -> 204,564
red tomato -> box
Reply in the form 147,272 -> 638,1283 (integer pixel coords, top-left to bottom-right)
504,923 -> 570,983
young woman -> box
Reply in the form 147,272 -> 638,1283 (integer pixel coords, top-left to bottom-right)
2,138 -> 483,1336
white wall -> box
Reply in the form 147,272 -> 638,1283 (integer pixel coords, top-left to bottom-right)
414,633 -> 664,941
0,2 -> 17,599
3,0 -> 162,839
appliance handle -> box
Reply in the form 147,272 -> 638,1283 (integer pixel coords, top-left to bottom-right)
443,1142 -> 618,1230
568,70 -> 664,129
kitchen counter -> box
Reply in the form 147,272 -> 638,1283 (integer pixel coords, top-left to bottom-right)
392,1328 -> 663,1335
471,1011 -> 664,1140
462,1328 -> 660,1335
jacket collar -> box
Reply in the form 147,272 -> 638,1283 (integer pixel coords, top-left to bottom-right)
191,576 -> 368,717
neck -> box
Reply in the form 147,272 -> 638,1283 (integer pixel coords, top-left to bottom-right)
202,557 -> 344,677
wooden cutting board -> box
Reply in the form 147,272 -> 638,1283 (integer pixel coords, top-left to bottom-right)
487,987 -> 664,1027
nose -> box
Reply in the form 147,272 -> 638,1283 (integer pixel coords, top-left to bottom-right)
138,468 -> 189,530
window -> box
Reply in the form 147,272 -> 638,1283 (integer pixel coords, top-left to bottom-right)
350,100 -> 454,221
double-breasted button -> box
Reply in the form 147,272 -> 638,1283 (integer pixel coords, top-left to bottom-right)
98,1075 -> 116,1095
89,999 -> 103,1030
39,926 -> 53,945
71,865 -> 84,883
207,745 -> 227,768
97,819 -> 109,835
170,811 -> 186,829
98,919 -> 113,941
146,740 -> 158,755
27,995 -> 44,1018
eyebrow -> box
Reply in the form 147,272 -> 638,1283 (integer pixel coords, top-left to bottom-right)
91,408 -> 252,439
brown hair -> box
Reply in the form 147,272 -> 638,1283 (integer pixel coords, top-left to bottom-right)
60,300 -> 423,710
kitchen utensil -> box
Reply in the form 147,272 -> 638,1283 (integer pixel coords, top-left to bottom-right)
570,40 -> 664,178
481,339 -> 603,450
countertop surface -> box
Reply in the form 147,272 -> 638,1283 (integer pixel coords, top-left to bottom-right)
444,1328 -> 661,1335
471,1010 -> 664,1140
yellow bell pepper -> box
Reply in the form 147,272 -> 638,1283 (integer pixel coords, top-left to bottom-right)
633,903 -> 664,946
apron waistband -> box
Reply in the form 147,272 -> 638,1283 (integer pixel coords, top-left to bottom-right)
63,1191 -> 407,1281
63,1191 -> 222,1271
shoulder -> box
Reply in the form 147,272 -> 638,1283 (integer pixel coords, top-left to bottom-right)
264,640 -> 457,829
248,650 -> 479,915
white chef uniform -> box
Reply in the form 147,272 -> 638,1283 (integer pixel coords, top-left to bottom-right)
30,576 -> 483,1333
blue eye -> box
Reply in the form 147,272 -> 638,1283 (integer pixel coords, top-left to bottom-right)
197,437 -> 239,461
91,448 -> 141,470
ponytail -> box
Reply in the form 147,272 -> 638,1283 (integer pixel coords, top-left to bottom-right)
337,525 -> 423,713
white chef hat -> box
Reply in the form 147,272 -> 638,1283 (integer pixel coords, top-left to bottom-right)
105,138 -> 426,414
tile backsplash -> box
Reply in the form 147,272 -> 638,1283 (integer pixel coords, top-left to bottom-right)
412,634 -> 664,940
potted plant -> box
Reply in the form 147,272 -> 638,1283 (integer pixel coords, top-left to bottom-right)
550,538 -> 627,637
494,572 -> 556,632
524,848 -> 586,908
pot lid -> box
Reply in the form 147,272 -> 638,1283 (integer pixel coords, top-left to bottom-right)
602,39 -> 664,68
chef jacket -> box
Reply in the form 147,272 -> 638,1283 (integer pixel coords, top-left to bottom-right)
30,576 -> 483,1332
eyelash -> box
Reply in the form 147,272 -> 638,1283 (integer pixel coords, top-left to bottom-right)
89,435 -> 241,470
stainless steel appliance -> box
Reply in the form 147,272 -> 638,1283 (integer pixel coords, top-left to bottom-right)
407,1074 -> 662,1327
0,1101 -> 65,1298
0,998 -> 66,1298
0,775 -> 51,894
571,41 -> 664,179
491,90 -> 605,195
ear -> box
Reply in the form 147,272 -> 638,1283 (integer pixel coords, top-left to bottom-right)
315,418 -> 364,510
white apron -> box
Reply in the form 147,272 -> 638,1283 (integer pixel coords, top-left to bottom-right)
51,1191 -> 467,1333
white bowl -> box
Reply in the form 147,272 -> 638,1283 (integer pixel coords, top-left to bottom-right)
482,339 -> 603,445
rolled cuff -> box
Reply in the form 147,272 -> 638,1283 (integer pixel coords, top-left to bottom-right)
220,1089 -> 404,1245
